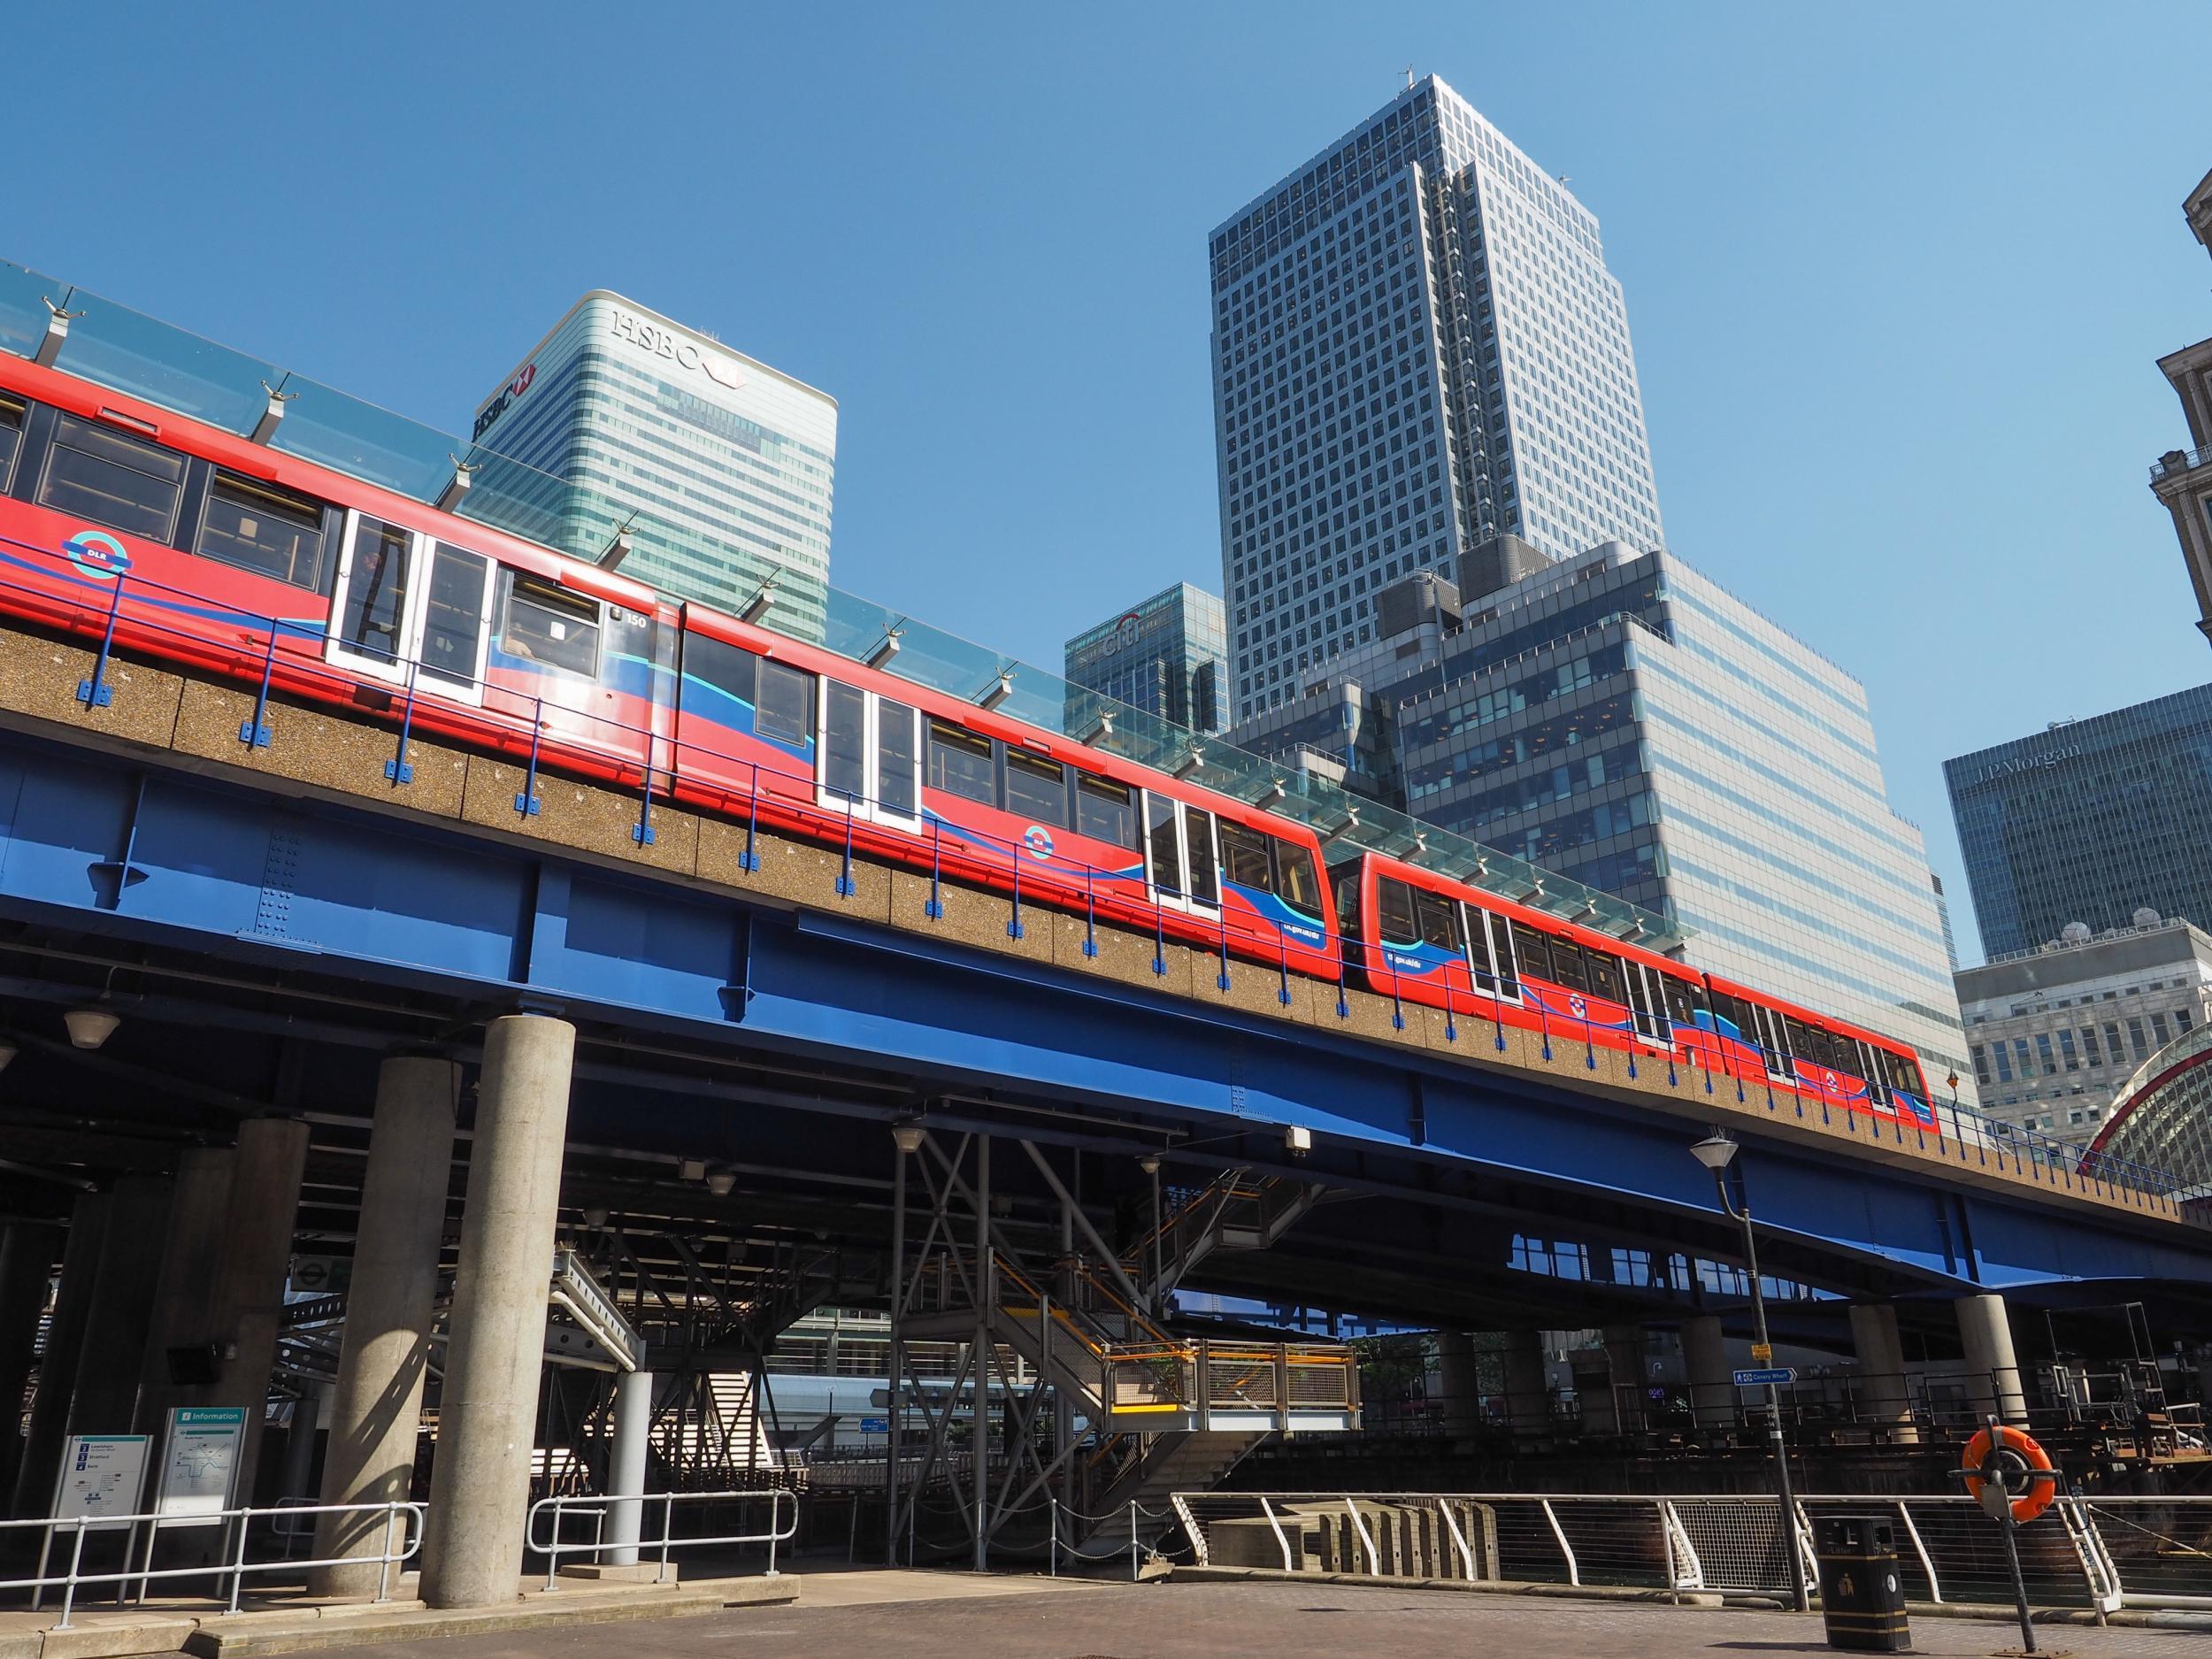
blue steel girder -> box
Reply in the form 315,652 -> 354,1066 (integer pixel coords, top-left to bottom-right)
0,727 -> 2205,1302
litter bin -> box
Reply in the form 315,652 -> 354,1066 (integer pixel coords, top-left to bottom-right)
1814,1513 -> 1909,1652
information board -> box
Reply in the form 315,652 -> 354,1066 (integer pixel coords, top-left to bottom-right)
153,1407 -> 246,1525
52,1434 -> 150,1530
1732,1367 -> 1798,1387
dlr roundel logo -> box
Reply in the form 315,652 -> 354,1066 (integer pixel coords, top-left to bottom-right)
1023,826 -> 1055,861
63,530 -> 131,581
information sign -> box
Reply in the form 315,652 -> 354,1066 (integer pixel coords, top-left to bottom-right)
153,1407 -> 246,1525
52,1435 -> 149,1531
1732,1367 -> 1798,1387
858,1417 -> 889,1433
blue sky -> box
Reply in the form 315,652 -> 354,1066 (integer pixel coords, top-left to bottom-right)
12,4 -> 2211,963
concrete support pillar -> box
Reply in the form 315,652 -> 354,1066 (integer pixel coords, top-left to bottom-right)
603,1371 -> 653,1567
313,1056 -> 459,1595
1955,1294 -> 2028,1425
1598,1325 -> 1647,1434
69,1174 -> 174,1440
1436,1332 -> 1482,1438
1501,1331 -> 1551,1435
1847,1302 -> 1919,1445
138,1121 -> 309,1507
12,1194 -> 107,1517
420,1016 -> 574,1610
1681,1315 -> 1735,1430
0,1223 -> 60,1498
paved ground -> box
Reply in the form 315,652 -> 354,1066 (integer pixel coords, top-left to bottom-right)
246,1577 -> 2211,1659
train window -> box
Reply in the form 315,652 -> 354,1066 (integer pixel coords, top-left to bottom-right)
38,413 -> 186,541
682,633 -> 757,715
1624,964 -> 1657,1037
1888,1052 -> 1924,1096
1550,938 -> 1588,995
1510,920 -> 1552,985
1415,889 -> 1459,951
419,545 -> 491,688
1074,773 -> 1137,849
1218,823 -> 1274,893
1005,750 -> 1069,827
1754,1004 -> 1790,1075
821,681 -> 868,803
0,397 -> 21,492
1855,1041 -> 1889,1102
1585,951 -> 1624,1006
927,719 -> 995,804
878,699 -> 919,818
195,472 -> 328,589
334,516 -> 411,666
1276,842 -> 1323,917
1486,910 -> 1521,998
1708,989 -> 1743,1034
756,660 -> 814,747
1662,978 -> 1698,1029
1146,793 -> 1180,895
1378,876 -> 1419,945
1182,806 -> 1219,905
497,574 -> 600,677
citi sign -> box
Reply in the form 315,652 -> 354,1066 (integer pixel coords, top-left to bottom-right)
472,363 -> 537,441
609,310 -> 745,391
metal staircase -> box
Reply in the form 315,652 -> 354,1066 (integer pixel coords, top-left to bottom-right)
1125,1170 -> 1328,1300
884,1127 -> 1358,1566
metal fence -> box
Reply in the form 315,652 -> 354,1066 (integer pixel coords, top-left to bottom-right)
525,1487 -> 796,1586
1171,1490 -> 2212,1614
0,1499 -> 421,1627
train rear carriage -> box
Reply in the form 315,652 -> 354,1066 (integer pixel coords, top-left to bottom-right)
668,606 -> 1339,977
1340,850 -> 1694,1055
1698,973 -> 1939,1132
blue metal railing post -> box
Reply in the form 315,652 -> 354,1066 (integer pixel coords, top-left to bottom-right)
1215,910 -> 1230,992
925,819 -> 944,918
738,762 -> 761,870
634,757 -> 657,846
1082,867 -> 1098,958
77,572 -> 126,710
515,698 -> 544,816
836,797 -> 856,895
385,660 -> 419,784
241,622 -> 277,747
1008,841 -> 1025,939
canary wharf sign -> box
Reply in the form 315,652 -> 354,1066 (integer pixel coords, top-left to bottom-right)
610,309 -> 746,392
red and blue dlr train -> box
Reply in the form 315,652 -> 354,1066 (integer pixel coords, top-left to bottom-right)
0,347 -> 1940,1133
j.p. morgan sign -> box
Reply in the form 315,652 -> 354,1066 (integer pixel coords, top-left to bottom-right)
610,309 -> 745,392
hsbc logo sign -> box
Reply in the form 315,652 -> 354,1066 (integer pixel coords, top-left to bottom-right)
609,310 -> 745,392
472,362 -> 536,442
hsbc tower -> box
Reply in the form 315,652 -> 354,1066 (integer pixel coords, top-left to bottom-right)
469,291 -> 837,639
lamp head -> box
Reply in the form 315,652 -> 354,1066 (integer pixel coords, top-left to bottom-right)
891,1120 -> 926,1156
1688,1133 -> 1739,1174
1138,1154 -> 1161,1177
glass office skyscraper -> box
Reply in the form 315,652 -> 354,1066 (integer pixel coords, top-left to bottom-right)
1945,685 -> 2212,959
470,292 -> 836,639
1227,542 -> 1974,1101
1063,582 -> 1230,735
1210,75 -> 1663,721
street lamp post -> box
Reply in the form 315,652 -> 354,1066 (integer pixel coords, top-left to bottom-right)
1690,1132 -> 1811,1615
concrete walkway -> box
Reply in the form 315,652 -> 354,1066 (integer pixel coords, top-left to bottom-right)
205,1578 -> 2212,1659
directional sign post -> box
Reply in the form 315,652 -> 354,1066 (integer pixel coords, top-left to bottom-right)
1733,1367 -> 1798,1388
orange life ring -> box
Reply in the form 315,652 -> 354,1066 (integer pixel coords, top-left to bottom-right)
1962,1424 -> 2056,1523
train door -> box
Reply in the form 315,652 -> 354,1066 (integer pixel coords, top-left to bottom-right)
1852,1039 -> 1892,1110
1141,791 -> 1219,913
1460,903 -> 1522,1002
1747,1002 -> 1791,1079
325,510 -> 493,702
817,677 -> 920,827
1623,963 -> 1662,1040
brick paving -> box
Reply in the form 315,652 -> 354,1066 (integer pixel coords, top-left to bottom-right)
274,1577 -> 2211,1658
